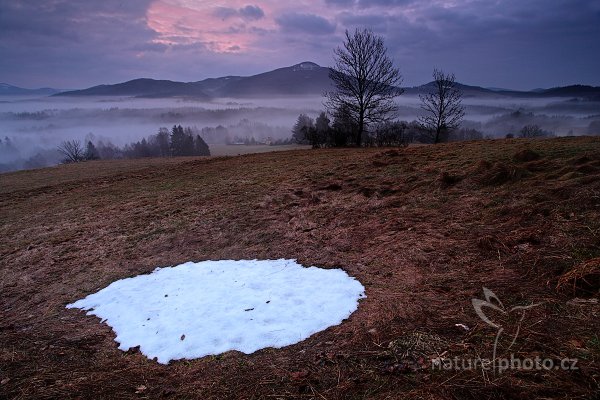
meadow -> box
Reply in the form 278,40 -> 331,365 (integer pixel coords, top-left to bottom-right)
1,137 -> 599,398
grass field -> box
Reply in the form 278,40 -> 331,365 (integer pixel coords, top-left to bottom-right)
1,137 -> 599,399
209,143 -> 311,156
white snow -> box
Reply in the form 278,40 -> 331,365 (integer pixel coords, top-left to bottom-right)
67,259 -> 365,364
292,62 -> 319,71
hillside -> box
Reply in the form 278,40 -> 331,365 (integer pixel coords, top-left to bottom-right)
406,82 -> 600,99
212,62 -> 332,97
55,62 -> 332,98
1,138 -> 599,398
51,78 -> 211,99
52,61 -> 600,100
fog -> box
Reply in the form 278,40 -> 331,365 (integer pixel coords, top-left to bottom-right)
1,94 -> 599,172
0,95 -> 323,171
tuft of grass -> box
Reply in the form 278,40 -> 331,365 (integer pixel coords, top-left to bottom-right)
588,334 -> 600,353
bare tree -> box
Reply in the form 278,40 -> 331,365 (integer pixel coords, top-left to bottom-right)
57,140 -> 85,163
519,124 -> 547,138
326,28 -> 403,147
419,69 -> 465,144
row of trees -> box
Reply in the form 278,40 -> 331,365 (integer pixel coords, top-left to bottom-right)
301,28 -> 565,146
57,125 -> 210,164
200,121 -> 290,145
322,28 -> 466,147
292,112 -> 484,148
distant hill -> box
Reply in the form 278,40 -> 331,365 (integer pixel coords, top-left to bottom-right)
53,62 -> 600,100
405,82 -> 502,98
54,62 -> 332,99
0,83 -> 62,96
53,78 -> 211,99
407,82 -> 600,100
210,62 -> 333,97
538,85 -> 600,100
484,85 -> 600,100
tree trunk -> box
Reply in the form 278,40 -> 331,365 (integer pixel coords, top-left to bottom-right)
434,127 -> 441,144
357,113 -> 364,147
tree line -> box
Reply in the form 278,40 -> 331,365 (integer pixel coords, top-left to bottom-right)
291,113 -> 486,148
57,125 -> 210,164
292,27 -> 569,148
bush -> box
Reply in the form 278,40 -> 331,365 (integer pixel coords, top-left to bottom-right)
519,124 -> 551,138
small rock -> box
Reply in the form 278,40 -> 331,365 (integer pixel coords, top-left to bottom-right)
1,378 -> 10,385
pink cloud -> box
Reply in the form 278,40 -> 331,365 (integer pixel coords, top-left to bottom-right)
145,0 -> 350,53
147,1 -> 282,53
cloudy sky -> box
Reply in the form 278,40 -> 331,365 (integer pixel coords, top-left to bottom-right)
1,0 -> 599,90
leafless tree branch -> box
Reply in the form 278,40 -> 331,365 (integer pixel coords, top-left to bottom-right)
57,140 -> 85,163
419,69 -> 465,144
325,28 -> 403,146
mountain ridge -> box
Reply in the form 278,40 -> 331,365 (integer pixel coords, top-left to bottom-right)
54,62 -> 334,99
27,62 -> 600,100
0,83 -> 63,96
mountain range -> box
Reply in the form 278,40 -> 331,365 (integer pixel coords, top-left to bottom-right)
53,62 -> 331,99
0,83 -> 62,96
4,62 -> 600,100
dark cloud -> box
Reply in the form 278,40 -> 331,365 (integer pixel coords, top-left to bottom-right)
357,0 -> 415,7
0,0 -> 159,87
239,5 -> 265,20
337,12 -> 388,32
325,0 -> 356,6
325,0 -> 415,7
214,5 -> 265,21
0,0 -> 153,44
276,13 -> 336,35
0,0 -> 598,89
213,7 -> 239,20
380,0 -> 600,88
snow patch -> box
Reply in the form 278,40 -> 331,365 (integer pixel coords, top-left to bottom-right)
293,62 -> 320,71
67,259 -> 365,364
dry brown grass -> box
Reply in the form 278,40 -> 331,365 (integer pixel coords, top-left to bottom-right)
558,257 -> 600,295
1,137 -> 599,399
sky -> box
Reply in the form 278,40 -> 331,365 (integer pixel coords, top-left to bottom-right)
1,0 -> 599,90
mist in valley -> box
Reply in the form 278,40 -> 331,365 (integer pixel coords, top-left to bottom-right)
1,93 -> 599,173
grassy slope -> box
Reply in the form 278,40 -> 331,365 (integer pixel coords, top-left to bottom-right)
1,137 -> 599,399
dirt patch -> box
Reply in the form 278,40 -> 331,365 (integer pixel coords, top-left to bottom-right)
439,171 -> 462,187
319,183 -> 343,191
513,148 -> 541,162
477,162 -> 529,185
